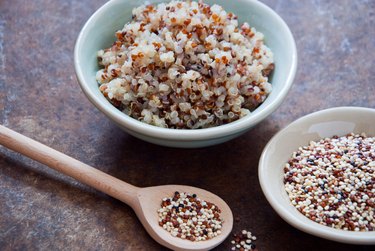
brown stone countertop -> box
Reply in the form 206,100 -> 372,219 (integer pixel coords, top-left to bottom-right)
0,0 -> 374,250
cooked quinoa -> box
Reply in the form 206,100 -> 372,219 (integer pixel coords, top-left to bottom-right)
96,0 -> 274,129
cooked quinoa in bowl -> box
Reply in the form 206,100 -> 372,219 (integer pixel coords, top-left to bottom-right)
96,0 -> 274,129
75,0 -> 297,147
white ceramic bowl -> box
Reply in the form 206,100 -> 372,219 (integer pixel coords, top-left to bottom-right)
259,106 -> 375,245
74,0 -> 297,148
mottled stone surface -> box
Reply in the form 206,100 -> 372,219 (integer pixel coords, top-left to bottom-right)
0,0 -> 374,250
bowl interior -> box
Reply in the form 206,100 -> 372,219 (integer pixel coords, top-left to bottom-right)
259,107 -> 375,244
75,0 -> 297,135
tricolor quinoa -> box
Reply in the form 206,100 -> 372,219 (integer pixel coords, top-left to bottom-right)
96,0 -> 274,129
284,133 -> 375,231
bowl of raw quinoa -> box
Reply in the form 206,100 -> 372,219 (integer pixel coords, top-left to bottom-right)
74,0 -> 297,148
259,107 -> 375,244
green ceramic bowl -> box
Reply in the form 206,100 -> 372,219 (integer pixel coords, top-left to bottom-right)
74,0 -> 297,148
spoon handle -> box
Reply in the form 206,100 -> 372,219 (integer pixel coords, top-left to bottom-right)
0,125 -> 140,206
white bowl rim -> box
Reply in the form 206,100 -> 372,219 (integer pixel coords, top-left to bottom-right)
258,106 -> 375,245
74,0 -> 297,141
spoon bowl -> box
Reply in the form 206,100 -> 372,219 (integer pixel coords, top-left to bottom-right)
0,125 -> 233,251
136,185 -> 233,250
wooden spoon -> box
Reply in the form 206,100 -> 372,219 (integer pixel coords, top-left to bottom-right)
0,125 -> 233,251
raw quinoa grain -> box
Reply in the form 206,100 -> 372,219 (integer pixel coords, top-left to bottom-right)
284,133 -> 375,231
96,0 -> 274,129
230,229 -> 258,251
158,191 -> 223,241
